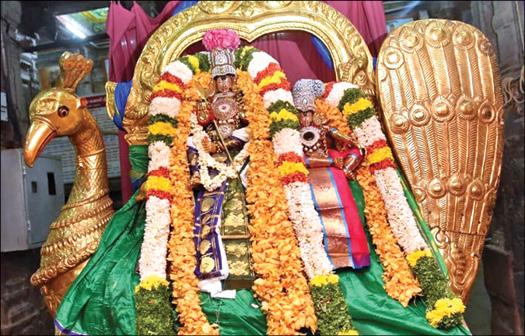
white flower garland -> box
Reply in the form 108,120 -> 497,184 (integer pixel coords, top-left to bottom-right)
284,182 -> 334,278
272,128 -> 303,156
326,82 -> 429,254
374,167 -> 427,252
249,52 -> 333,279
352,115 -> 427,253
139,60 -> 191,281
139,196 -> 171,279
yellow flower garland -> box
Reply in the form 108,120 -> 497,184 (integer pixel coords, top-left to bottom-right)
153,80 -> 183,93
187,55 -> 200,74
278,161 -> 309,176
148,121 -> 178,137
367,147 -> 395,165
269,108 -> 299,123
135,275 -> 169,293
315,98 -> 421,307
406,249 -> 433,268
310,274 -> 339,287
342,97 -> 373,117
426,298 -> 465,327
143,176 -> 173,193
257,70 -> 286,89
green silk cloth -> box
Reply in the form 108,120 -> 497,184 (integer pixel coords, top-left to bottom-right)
55,145 -> 470,335
54,146 -> 148,335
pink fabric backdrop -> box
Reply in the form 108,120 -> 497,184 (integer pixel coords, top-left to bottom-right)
107,1 -> 387,203
107,1 -> 180,203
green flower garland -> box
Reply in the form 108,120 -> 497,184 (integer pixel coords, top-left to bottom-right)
310,274 -> 358,335
407,251 -> 465,328
135,276 -> 176,335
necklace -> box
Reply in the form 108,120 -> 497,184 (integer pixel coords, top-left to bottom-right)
190,114 -> 249,191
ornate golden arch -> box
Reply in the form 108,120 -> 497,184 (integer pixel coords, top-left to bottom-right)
116,1 -> 374,145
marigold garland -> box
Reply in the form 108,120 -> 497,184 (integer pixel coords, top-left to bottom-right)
253,62 -> 280,83
167,73 -> 218,335
135,275 -> 169,293
342,98 -> 373,117
426,298 -> 465,328
278,161 -> 309,176
281,173 -> 308,185
269,108 -> 299,123
407,249 -> 433,267
314,98 -> 421,307
237,70 -> 317,334
154,80 -> 183,93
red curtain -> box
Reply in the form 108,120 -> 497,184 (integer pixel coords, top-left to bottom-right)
183,1 -> 387,85
107,1 -> 180,203
326,1 -> 388,57
108,1 -> 387,204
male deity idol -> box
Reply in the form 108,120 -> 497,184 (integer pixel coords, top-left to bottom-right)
187,30 -> 254,295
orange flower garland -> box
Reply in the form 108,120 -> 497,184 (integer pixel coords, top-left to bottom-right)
237,71 -> 317,334
354,167 -> 422,306
167,72 -> 218,335
314,98 -> 421,306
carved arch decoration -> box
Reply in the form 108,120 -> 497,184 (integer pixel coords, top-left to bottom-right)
377,19 -> 505,300
120,1 -> 374,145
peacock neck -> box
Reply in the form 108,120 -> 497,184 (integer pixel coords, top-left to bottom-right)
62,110 -> 110,212
32,109 -> 114,287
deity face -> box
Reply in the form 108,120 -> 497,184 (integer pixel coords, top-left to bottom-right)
299,110 -> 314,127
214,74 -> 235,93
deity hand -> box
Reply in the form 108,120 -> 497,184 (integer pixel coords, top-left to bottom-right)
329,127 -> 359,150
342,149 -> 365,180
202,136 -> 221,154
333,157 -> 345,170
190,171 -> 202,188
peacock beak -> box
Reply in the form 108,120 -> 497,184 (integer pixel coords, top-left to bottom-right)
24,119 -> 56,167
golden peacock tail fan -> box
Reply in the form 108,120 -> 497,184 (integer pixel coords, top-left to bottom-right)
376,19 -> 504,301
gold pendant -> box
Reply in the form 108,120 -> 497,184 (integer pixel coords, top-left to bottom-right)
200,256 -> 215,274
200,240 -> 211,255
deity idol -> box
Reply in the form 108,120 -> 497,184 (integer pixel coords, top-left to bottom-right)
187,31 -> 254,293
293,79 -> 370,270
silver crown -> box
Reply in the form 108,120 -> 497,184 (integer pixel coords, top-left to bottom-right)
210,49 -> 236,78
292,79 -> 325,112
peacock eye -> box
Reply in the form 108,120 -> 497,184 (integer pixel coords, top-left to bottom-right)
57,106 -> 69,117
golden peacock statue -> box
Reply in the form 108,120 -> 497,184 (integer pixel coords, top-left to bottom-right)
23,52 -> 114,315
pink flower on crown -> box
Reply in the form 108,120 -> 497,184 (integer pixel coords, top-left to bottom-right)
203,29 -> 241,51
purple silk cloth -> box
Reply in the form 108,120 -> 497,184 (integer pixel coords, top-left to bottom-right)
193,183 -> 228,280
187,146 -> 230,281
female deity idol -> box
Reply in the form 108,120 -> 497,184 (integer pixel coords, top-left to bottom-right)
187,32 -> 254,294
292,79 -> 370,270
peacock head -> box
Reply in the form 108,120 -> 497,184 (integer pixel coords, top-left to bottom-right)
24,52 -> 93,167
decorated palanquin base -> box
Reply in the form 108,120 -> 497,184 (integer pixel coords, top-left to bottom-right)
23,2 -> 506,336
